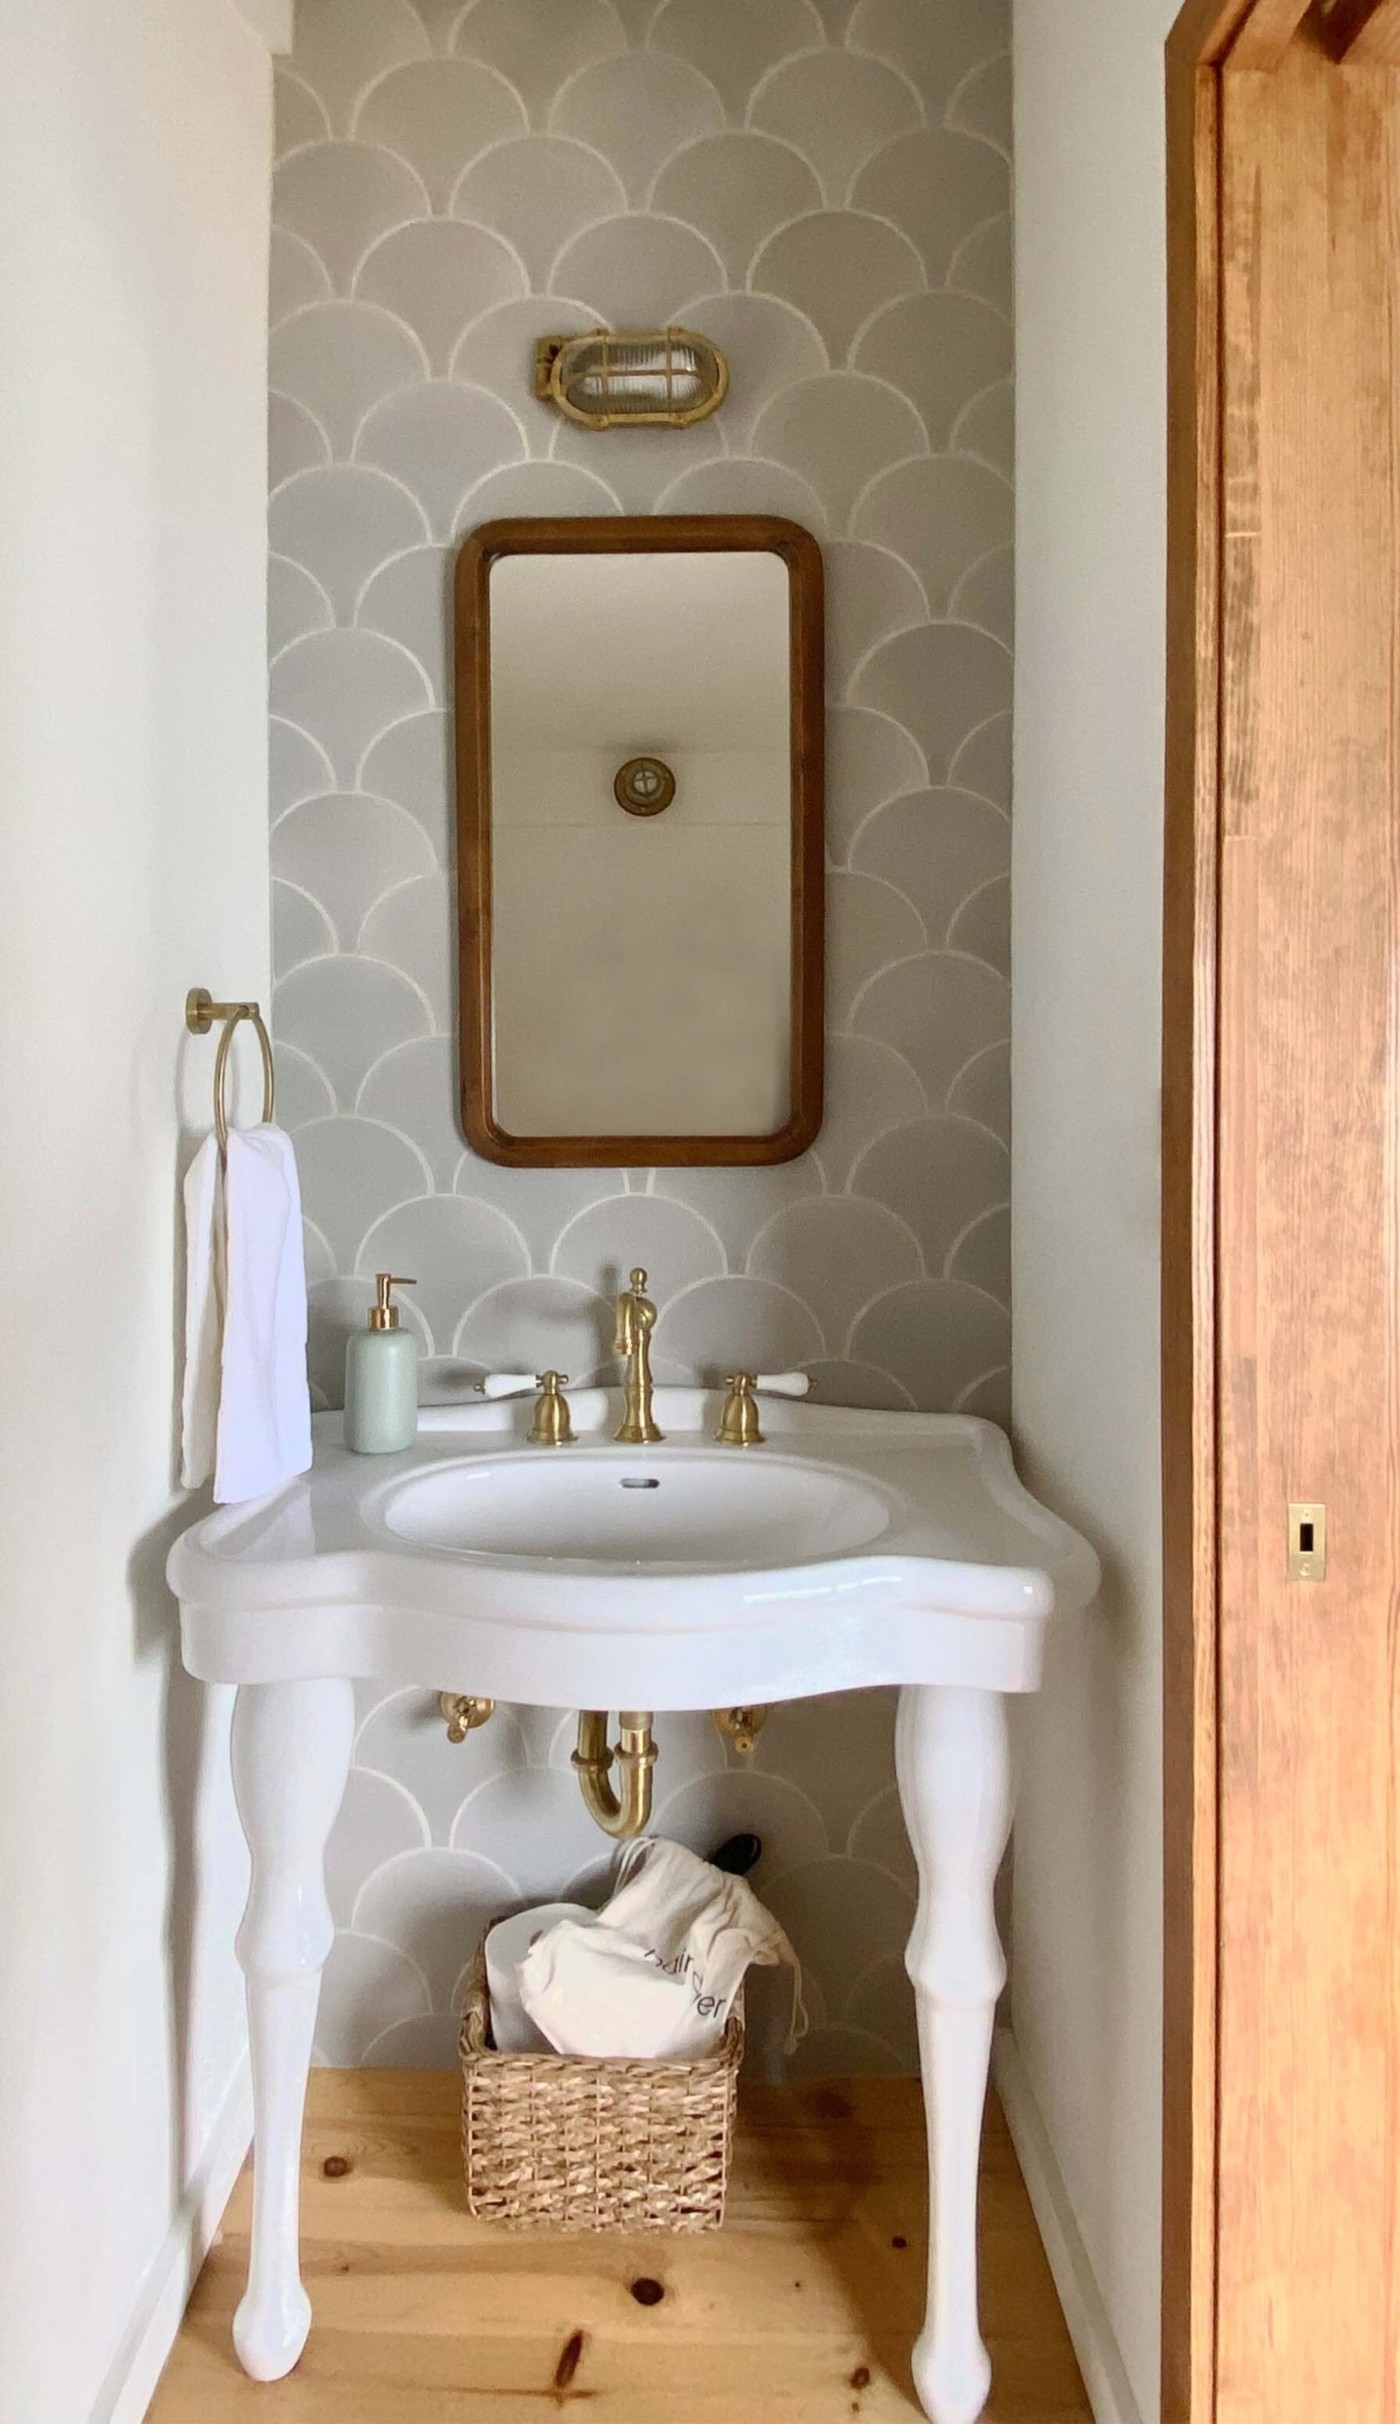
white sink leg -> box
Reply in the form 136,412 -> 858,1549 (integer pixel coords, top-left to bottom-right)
229,1677 -> 354,2382
896,1685 -> 1013,2424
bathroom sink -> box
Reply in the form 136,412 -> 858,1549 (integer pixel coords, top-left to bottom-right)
169,1389 -> 1100,1709
379,1446 -> 895,1570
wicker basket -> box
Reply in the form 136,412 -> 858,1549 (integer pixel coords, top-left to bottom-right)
458,1942 -> 742,2233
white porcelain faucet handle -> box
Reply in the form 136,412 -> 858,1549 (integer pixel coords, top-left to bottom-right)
478,1372 -> 538,1400
755,1371 -> 811,1398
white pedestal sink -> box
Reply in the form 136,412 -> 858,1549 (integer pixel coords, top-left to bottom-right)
169,1388 -> 1098,2424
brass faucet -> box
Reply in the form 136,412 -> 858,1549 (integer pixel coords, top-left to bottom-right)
614,1266 -> 663,1444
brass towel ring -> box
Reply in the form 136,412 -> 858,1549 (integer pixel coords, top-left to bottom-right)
186,987 -> 276,1151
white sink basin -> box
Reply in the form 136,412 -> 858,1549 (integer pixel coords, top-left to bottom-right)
380,1447 -> 895,1570
169,1389 -> 1100,1706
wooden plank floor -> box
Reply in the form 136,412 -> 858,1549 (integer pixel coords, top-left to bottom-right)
149,2071 -> 1090,2423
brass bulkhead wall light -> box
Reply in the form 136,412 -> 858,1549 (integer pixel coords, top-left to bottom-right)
533,328 -> 728,430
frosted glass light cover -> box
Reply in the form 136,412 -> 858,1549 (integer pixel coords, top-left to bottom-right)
536,329 -> 728,429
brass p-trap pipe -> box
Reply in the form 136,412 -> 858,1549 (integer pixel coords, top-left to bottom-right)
572,1709 -> 657,1839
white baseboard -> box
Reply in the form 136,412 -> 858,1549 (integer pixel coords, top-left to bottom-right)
92,2058 -> 252,2424
992,2029 -> 1144,2424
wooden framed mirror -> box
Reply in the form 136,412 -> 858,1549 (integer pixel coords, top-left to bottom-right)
454,515 -> 824,1168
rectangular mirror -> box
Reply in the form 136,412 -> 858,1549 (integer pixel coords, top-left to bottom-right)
454,516 -> 824,1167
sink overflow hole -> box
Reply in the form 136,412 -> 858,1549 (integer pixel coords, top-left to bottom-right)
620,1477 -> 661,1490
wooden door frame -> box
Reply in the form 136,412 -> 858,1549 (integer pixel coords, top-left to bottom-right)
1162,4 -> 1399,2417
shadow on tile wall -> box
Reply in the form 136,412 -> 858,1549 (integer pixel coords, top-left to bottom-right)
270,0 -> 1011,2073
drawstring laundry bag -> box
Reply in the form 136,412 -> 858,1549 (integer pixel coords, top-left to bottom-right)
518,1835 -> 807,2062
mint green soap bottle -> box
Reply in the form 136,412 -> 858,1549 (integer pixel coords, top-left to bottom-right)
345,1273 -> 418,1453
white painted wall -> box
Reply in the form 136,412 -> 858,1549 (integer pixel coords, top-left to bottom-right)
1010,5 -> 1174,2419
0,3 -> 277,2416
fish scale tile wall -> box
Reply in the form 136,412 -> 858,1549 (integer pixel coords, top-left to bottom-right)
270,0 -> 1011,2072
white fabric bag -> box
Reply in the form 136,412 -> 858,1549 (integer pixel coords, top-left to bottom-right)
517,1837 -> 806,2062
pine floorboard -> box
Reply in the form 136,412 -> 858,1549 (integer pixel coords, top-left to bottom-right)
148,2071 -> 1091,2421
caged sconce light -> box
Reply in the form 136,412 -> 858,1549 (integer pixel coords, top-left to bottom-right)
533,327 -> 729,430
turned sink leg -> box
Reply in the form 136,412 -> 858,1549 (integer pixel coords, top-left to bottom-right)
896,1685 -> 1013,2424
230,1678 -> 354,2382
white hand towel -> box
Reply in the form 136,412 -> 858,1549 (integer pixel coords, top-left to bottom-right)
216,1126 -> 312,1503
180,1125 -> 312,1503
180,1136 -> 224,1490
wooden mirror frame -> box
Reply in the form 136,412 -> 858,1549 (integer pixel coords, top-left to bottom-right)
454,514 -> 825,1168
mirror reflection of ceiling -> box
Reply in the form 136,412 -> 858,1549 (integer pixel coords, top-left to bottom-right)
490,551 -> 789,750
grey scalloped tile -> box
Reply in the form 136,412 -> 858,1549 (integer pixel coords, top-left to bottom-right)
356,378 -> 527,536
852,1112 -> 1009,1270
276,952 -> 433,1104
549,52 -> 725,204
269,391 -> 330,488
652,133 -> 821,286
854,622 -> 1012,782
849,1276 -> 1009,1407
270,300 -> 429,459
356,220 -> 526,374
275,68 -> 330,159
270,227 -> 332,328
952,543 -> 1014,648
296,1116 -> 432,1269
272,881 -> 336,979
550,213 -> 724,324
275,141 -> 429,295
648,0 -> 826,119
273,0 -> 1018,2082
750,49 -> 921,206
359,1035 -> 465,1185
855,289 -> 1011,447
852,128 -> 1008,285
853,453 -> 1012,614
453,136 -> 627,288
748,1195 -> 922,1353
453,0 -> 627,126
851,787 -> 1009,941
847,0 -> 1006,116
269,555 -> 333,658
551,1192 -> 727,1298
354,58 -> 527,206
271,464 -> 429,624
359,872 -> 453,1027
954,377 -> 1014,481
825,540 -> 927,688
814,1031 -> 926,1189
270,627 -> 432,785
292,0 -> 430,132
948,50 -> 1013,156
947,1039 -> 1010,1145
357,545 -> 451,701
671,291 -> 827,447
358,1193 -> 529,1351
273,792 -> 436,943
751,210 -> 924,366
653,1274 -> 824,1379
753,371 -> 926,534
852,954 -> 1009,1102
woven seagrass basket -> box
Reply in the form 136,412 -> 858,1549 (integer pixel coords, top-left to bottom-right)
458,1941 -> 742,2233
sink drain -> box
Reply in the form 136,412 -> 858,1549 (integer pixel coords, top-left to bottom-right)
619,1476 -> 661,1490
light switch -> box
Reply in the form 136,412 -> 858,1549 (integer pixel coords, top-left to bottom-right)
1287,1502 -> 1327,1582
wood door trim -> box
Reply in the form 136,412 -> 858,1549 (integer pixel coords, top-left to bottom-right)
1164,7 -> 1400,2418
1327,0 -> 1400,60
1162,22 -> 1225,2423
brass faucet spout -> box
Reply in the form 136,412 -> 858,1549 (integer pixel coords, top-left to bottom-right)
614,1265 -> 663,1444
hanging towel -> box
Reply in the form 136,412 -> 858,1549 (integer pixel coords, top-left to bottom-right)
180,1136 -> 224,1492
181,1125 -> 312,1504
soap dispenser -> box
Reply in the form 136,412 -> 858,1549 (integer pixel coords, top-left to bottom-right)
345,1273 -> 418,1453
